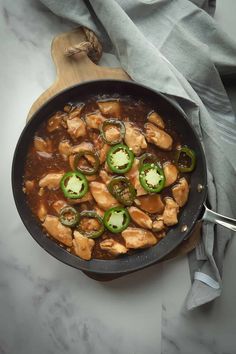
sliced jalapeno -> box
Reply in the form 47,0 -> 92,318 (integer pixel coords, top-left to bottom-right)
74,150 -> 99,176
107,144 -> 134,174
77,211 -> 104,238
139,153 -> 157,167
60,171 -> 88,199
100,119 -> 125,145
59,206 -> 79,227
176,146 -> 196,172
139,163 -> 165,193
107,176 -> 136,206
103,206 -> 130,234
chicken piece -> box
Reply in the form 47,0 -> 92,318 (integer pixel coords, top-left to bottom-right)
124,122 -> 147,156
37,202 -> 47,222
47,112 -> 64,132
152,216 -> 165,232
71,142 -> 94,154
100,239 -> 128,256
36,151 -> 53,159
73,231 -> 95,260
99,143 -> 110,164
68,105 -> 84,119
104,126 -> 121,142
125,159 -> 147,196
52,200 -> 68,214
58,140 -> 72,159
122,228 -> 158,249
24,180 -> 35,194
39,172 -> 64,190
147,111 -> 165,129
145,123 -> 173,151
172,177 -> 189,207
128,206 -> 152,229
94,206 -> 105,217
97,100 -> 121,118
163,197 -> 179,226
67,116 -> 86,139
99,170 -> 112,185
135,194 -> 164,214
163,162 -> 178,187
67,192 -> 93,205
89,182 -> 119,210
85,111 -> 105,130
34,137 -> 52,153
42,215 -> 72,246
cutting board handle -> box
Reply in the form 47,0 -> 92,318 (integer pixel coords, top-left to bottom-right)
27,27 -> 129,120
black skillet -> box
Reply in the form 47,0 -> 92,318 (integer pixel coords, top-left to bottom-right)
12,80 -> 236,276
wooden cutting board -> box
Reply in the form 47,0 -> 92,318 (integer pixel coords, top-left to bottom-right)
27,27 -> 201,278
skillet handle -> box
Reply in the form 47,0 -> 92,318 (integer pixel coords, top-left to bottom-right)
202,204 -> 236,232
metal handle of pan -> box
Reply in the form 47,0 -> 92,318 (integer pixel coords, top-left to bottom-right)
202,204 -> 236,232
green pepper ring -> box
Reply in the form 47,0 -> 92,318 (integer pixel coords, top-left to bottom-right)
103,206 -> 130,234
59,206 -> 80,227
107,144 -> 134,174
176,146 -> 196,173
74,150 -> 100,176
77,211 -> 104,238
60,171 -> 88,199
100,118 -> 126,145
139,152 -> 157,168
107,176 -> 136,206
139,163 -> 165,193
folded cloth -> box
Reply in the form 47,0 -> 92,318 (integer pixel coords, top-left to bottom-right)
40,0 -> 236,309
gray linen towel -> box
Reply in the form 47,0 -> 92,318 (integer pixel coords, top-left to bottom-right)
40,0 -> 236,309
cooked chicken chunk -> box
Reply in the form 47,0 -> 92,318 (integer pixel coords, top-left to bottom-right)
99,170 -> 112,185
100,239 -> 128,256
24,180 -> 35,194
122,228 -> 158,249
67,116 -> 86,139
67,192 -> 93,205
152,216 -> 165,232
71,142 -> 94,154
147,111 -> 165,129
73,231 -> 95,260
85,111 -> 105,129
89,182 -> 119,210
172,177 -> 189,207
128,206 -> 152,229
39,172 -> 64,190
135,194 -> 164,214
163,198 -> 179,226
145,123 -> 173,151
163,162 -> 178,187
104,126 -> 120,142
42,215 -> 72,246
52,200 -> 68,214
99,143 -> 110,164
97,100 -> 121,117
37,202 -> 47,222
124,122 -> 147,155
125,159 -> 147,196
47,112 -> 64,132
68,105 -> 84,119
58,140 -> 72,159
34,137 -> 52,152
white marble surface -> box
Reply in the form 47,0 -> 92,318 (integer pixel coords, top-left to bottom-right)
1,1 -> 236,353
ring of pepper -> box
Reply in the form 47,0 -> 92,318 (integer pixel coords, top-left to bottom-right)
139,152 -> 157,167
77,211 -> 104,238
74,150 -> 100,176
107,143 -> 134,174
176,146 -> 196,172
103,206 -> 130,234
59,206 -> 79,227
139,163 -> 165,193
108,176 -> 136,206
60,171 -> 88,199
100,119 -> 126,145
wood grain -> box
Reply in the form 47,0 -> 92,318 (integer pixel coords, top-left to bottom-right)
27,27 -> 201,277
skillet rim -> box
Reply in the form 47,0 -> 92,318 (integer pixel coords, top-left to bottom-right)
12,79 -> 207,274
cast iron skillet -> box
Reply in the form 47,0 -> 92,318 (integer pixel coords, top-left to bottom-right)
12,80 -> 235,275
